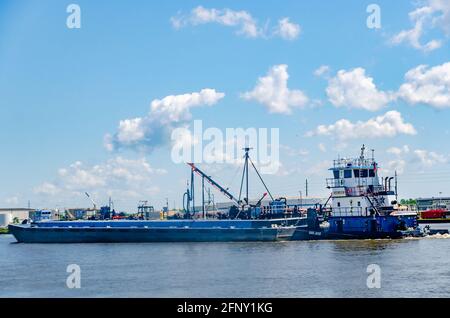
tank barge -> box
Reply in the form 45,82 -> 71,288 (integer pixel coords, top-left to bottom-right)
9,219 -> 296,243
9,148 -> 303,243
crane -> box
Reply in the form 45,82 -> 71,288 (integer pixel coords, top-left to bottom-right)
187,163 -> 242,206
85,192 -> 97,210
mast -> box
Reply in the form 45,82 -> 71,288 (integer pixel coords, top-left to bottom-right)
202,175 -> 205,219
187,147 -> 274,217
360,144 -> 366,161
245,147 -> 250,205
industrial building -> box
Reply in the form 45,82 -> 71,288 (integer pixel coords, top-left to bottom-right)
416,197 -> 450,211
0,208 -> 35,228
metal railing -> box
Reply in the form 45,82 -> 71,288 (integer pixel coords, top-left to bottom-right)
329,207 -> 369,217
332,158 -> 375,169
326,178 -> 345,188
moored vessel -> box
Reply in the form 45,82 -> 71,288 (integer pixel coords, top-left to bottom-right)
292,145 -> 421,240
9,148 -> 304,243
9,219 -> 297,243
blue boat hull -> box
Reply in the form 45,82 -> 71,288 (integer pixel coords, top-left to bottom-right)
8,221 -> 297,243
292,214 -> 418,240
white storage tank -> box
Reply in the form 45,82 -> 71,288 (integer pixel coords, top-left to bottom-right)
0,213 -> 12,228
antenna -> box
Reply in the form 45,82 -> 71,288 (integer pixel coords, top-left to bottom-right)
360,144 -> 366,160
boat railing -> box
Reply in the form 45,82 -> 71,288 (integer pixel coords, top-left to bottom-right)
332,158 -> 375,169
260,204 -> 306,216
326,178 -> 344,188
329,207 -> 369,217
326,182 -> 387,196
347,185 -> 386,196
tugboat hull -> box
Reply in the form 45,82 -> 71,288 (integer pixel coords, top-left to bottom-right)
291,214 -> 418,240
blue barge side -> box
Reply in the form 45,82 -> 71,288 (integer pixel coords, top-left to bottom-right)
8,219 -> 299,243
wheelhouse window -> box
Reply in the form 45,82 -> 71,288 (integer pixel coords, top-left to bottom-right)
354,169 -> 360,178
369,169 -> 375,177
333,170 -> 339,179
360,169 -> 368,178
344,170 -> 352,178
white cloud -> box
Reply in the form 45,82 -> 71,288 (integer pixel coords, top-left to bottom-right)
241,64 -> 309,114
385,145 -> 410,174
171,6 -> 261,37
413,149 -> 448,167
34,157 -> 166,207
306,111 -> 417,141
34,182 -> 61,196
397,62 -> 450,109
150,89 -> 225,123
386,159 -> 407,175
326,68 -> 394,111
314,65 -> 330,78
59,157 -> 166,191
274,18 -> 301,40
116,118 -> 145,144
318,143 -> 327,153
385,145 -> 448,173
322,62 -> 450,110
390,0 -> 450,52
107,89 -> 224,151
387,145 -> 410,156
171,6 -> 301,40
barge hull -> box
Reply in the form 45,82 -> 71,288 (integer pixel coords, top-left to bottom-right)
8,224 -> 295,243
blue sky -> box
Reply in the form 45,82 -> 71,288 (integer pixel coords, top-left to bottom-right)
1,0 -> 449,211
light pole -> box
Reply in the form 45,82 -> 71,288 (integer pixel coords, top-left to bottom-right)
299,191 -> 303,207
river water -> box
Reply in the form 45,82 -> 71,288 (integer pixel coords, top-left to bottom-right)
1,230 -> 450,298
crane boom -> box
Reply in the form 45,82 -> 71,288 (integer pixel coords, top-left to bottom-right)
85,192 -> 97,210
187,163 -> 241,205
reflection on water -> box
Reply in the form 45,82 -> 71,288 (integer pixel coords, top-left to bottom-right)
0,234 -> 449,298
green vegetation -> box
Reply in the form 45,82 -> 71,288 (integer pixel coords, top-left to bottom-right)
400,199 -> 417,206
0,228 -> 9,234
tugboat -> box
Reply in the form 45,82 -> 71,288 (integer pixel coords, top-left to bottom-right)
293,145 -> 421,240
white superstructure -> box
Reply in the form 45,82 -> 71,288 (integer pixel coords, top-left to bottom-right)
326,145 -> 396,217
